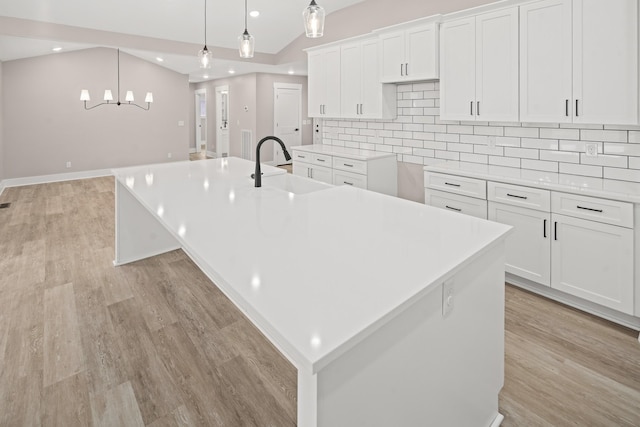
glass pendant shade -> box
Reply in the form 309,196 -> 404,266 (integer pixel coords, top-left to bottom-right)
125,91 -> 135,102
303,0 -> 325,38
103,90 -> 113,101
239,30 -> 255,58
145,92 -> 154,103
199,46 -> 213,69
80,90 -> 90,101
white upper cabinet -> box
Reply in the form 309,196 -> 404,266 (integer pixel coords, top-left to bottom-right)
440,7 -> 519,122
341,38 -> 396,119
520,0 -> 638,125
378,22 -> 439,83
307,46 -> 341,118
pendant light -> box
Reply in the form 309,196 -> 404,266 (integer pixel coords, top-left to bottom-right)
303,0 -> 325,38
80,49 -> 153,111
198,0 -> 213,69
238,0 -> 255,58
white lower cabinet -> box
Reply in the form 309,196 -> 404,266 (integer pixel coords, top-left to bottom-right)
551,213 -> 634,314
488,202 -> 551,286
293,161 -> 333,185
426,171 -> 637,319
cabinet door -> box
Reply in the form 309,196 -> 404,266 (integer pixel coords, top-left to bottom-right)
310,165 -> 333,184
307,50 -> 324,117
520,0 -> 572,123
323,47 -> 342,118
440,17 -> 476,121
341,42 -> 362,119
361,39 -> 383,119
551,214 -> 634,314
379,31 -> 405,82
489,202 -> 551,286
573,0 -> 638,125
405,24 -> 439,80
475,7 -> 519,122
293,161 -> 312,179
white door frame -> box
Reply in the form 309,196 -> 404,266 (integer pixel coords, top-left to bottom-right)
273,83 -> 302,165
216,85 -> 230,158
194,89 -> 207,154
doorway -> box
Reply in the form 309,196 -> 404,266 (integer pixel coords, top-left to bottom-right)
273,83 -> 302,165
194,89 -> 207,154
216,85 -> 230,158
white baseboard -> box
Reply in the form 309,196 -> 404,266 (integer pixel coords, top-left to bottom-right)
206,151 -> 216,158
2,169 -> 113,189
0,180 -> 6,197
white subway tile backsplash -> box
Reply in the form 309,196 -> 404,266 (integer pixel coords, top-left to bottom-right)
521,159 -> 559,173
521,138 -> 559,150
539,128 -> 580,140
559,163 -> 603,178
580,129 -> 628,143
504,147 -> 539,159
504,127 -> 539,138
322,85 -> 639,182
489,156 -> 521,168
604,143 -> 640,156
603,167 -> 640,182
580,154 -> 628,168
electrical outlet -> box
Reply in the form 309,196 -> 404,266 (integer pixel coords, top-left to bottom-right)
442,280 -> 454,318
167,153 -> 172,159
585,143 -> 598,157
66,161 -> 71,168
488,135 -> 496,149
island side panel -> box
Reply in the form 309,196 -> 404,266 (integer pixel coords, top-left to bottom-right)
114,180 -> 181,266
313,243 -> 506,427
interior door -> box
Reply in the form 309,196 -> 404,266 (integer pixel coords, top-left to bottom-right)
216,85 -> 230,157
194,89 -> 207,153
274,84 -> 302,165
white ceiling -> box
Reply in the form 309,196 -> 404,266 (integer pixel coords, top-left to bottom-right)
0,0 -> 364,81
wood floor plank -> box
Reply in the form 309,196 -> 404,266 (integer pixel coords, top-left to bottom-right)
42,371 -> 91,426
146,405 -> 195,427
89,381 -> 145,427
43,282 -> 86,387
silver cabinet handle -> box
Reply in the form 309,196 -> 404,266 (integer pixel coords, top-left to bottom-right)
477,101 -> 480,116
400,63 -> 404,76
316,158 -> 325,162
543,219 -> 547,238
554,221 -> 558,241
575,99 -> 579,117
470,101 -> 474,116
405,63 -> 409,75
344,163 -> 353,167
445,182 -> 461,187
343,181 -> 353,186
565,99 -> 569,117
446,205 -> 462,212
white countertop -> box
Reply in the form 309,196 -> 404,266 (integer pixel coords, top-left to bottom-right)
292,144 -> 396,161
113,158 -> 510,374
424,161 -> 640,204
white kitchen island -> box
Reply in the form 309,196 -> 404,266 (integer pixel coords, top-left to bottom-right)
112,157 -> 511,427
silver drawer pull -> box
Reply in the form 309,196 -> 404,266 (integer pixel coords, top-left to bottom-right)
344,163 -> 354,167
444,182 -> 461,187
317,158 -> 325,162
445,205 -> 462,212
507,193 -> 528,200
343,181 -> 353,186
577,205 -> 603,213
299,155 -> 306,159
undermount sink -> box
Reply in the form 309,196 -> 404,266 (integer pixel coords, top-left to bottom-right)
260,173 -> 332,195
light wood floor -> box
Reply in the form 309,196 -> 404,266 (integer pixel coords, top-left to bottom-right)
1,178 -> 639,426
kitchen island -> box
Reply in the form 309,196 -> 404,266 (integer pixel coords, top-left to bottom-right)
112,157 -> 511,427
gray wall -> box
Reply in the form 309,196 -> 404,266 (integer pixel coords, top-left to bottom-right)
0,60 -> 4,182
3,47 -> 190,179
192,73 -> 311,162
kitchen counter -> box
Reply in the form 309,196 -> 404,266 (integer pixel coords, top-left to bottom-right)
112,157 -> 511,427
424,161 -> 640,203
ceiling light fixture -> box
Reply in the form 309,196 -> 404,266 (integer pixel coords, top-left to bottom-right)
249,10 -> 260,18
156,57 -> 164,62
228,69 -> 236,74
303,0 -> 325,38
198,0 -> 213,69
80,49 -> 153,111
238,0 -> 255,58
52,47 -> 62,52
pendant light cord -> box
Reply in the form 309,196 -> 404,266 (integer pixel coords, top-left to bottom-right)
117,49 -> 121,103
244,0 -> 248,30
204,0 -> 208,46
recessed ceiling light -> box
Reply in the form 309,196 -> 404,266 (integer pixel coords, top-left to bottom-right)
228,69 -> 236,74
52,47 -> 62,52
156,57 -> 164,62
203,74 -> 209,79
288,70 -> 295,75
249,10 -> 260,18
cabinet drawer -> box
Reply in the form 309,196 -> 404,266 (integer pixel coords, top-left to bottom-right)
425,189 -> 488,219
310,153 -> 332,167
424,172 -> 487,199
292,151 -> 312,162
551,193 -> 633,228
488,182 -> 550,211
333,156 -> 367,174
333,170 -> 367,189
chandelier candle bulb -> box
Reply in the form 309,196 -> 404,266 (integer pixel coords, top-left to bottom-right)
103,90 -> 113,102
125,91 -> 135,102
145,93 -> 154,103
80,90 -> 90,101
